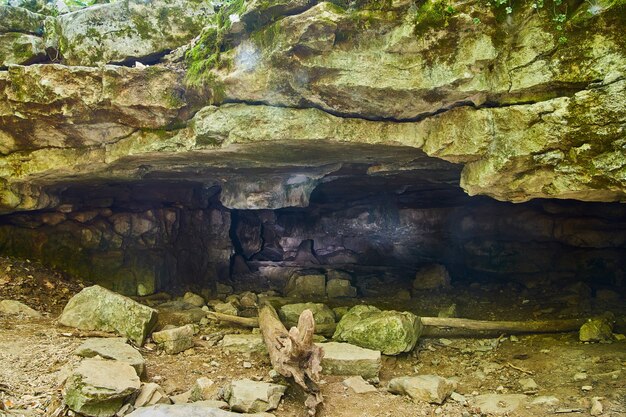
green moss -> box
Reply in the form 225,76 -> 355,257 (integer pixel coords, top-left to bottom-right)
412,0 -> 458,36
184,0 -> 246,89
131,15 -> 157,41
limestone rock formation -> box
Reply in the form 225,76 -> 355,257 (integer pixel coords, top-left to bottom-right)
0,0 -> 625,295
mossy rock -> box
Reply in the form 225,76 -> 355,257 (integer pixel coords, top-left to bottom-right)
332,305 -> 422,355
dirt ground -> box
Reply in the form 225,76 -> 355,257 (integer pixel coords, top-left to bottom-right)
0,255 -> 625,417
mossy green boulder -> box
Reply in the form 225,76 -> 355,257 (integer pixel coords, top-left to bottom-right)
58,285 -> 158,345
332,305 -> 422,355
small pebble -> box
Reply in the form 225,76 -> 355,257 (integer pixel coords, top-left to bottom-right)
573,372 -> 588,381
243,361 -> 252,369
582,385 -> 593,392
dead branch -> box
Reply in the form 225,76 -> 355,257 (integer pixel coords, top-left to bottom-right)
259,303 -> 324,416
420,317 -> 587,334
209,311 -> 336,336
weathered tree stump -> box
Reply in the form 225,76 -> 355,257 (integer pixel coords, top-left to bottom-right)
258,303 -> 324,416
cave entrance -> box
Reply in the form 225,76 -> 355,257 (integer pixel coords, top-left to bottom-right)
0,142 -> 624,305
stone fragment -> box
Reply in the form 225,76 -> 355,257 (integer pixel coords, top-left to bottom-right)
63,358 -> 140,417
59,285 -> 157,345
332,305 -> 422,355
573,372 -> 588,381
326,279 -> 357,298
183,292 -> 205,308
579,317 -> 613,342
189,377 -> 215,402
75,338 -> 146,377
134,383 -> 170,407
317,342 -> 381,379
518,378 -> 539,392
342,376 -> 377,394
152,324 -> 195,354
388,375 -> 457,404
157,300 -> 207,328
0,299 -> 42,317
284,272 -> 326,297
126,403 -> 272,416
169,390 -> 192,404
279,303 -> 335,329
412,264 -> 451,290
221,334 -> 267,354
472,394 -> 526,415
590,397 -> 603,416
214,302 -> 238,316
240,291 -> 258,308
224,379 -> 286,413
450,392 -> 467,405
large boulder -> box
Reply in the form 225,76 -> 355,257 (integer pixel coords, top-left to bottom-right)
75,337 -> 146,376
63,358 -> 140,417
50,0 -> 214,66
58,285 -> 158,345
332,305 -> 422,355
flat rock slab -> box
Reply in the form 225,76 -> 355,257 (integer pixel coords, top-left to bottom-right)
316,342 -> 381,379
333,305 -> 422,355
75,337 -> 145,376
63,358 -> 140,417
58,285 -> 157,345
472,394 -> 527,415
221,334 -> 267,354
388,375 -> 457,404
152,324 -> 194,354
343,376 -> 377,394
0,299 -> 42,317
126,403 -> 274,416
225,379 -> 286,413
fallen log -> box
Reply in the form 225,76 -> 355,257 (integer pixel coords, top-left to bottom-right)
420,317 -> 588,334
210,310 -> 587,337
209,311 -> 337,336
258,304 -> 323,416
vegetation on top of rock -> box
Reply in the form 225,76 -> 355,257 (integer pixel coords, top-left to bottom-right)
184,0 -> 246,91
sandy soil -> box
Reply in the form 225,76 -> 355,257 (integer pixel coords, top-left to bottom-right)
0,256 -> 625,417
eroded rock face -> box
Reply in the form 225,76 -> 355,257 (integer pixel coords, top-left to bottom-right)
51,0 -> 214,66
0,0 -> 624,295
